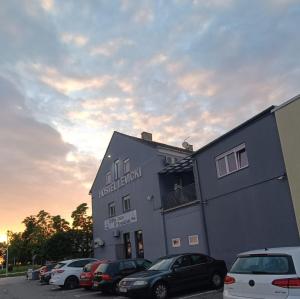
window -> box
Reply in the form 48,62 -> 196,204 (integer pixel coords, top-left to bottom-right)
216,144 -> 249,178
123,233 -> 132,259
114,160 -> 120,180
190,254 -> 208,265
120,260 -> 136,270
108,202 -> 116,218
122,195 -> 131,212
123,158 -> 130,174
106,171 -> 112,185
174,255 -> 192,268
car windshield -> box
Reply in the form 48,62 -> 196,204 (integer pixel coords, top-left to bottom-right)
54,262 -> 65,269
230,255 -> 295,275
95,263 -> 109,273
148,257 -> 175,271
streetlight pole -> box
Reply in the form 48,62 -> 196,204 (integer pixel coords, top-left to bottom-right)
6,230 -> 9,277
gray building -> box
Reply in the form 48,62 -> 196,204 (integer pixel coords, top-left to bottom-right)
90,131 -> 191,261
91,98 -> 300,266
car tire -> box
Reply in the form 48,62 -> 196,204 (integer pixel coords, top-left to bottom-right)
64,276 -> 79,290
152,282 -> 168,299
112,280 -> 120,295
211,272 -> 223,289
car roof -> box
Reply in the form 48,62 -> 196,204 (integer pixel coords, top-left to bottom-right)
238,247 -> 300,256
59,258 -> 97,264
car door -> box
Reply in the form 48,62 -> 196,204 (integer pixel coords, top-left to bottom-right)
68,260 -> 91,278
190,254 -> 210,286
169,255 -> 194,291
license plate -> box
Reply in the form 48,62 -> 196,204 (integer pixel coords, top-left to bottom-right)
119,287 -> 127,293
93,282 -> 99,287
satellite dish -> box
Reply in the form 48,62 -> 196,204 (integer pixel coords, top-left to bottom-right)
182,141 -> 189,149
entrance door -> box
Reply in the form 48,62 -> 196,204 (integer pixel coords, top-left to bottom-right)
135,230 -> 144,258
123,233 -> 132,259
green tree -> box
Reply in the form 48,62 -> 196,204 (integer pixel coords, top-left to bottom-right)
52,215 -> 70,233
71,203 -> 93,257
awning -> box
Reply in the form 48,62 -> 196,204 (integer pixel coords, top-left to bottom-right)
159,156 -> 193,174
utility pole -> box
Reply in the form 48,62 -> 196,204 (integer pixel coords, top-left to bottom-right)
5,230 -> 9,277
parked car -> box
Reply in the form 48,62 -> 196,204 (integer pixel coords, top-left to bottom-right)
119,253 -> 227,299
40,263 -> 56,284
224,247 -> 300,299
79,260 -> 107,290
93,258 -> 152,294
50,258 -> 98,289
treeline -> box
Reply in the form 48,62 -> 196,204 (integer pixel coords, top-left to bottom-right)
0,203 -> 93,265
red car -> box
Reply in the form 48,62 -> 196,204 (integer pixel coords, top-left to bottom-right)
80,260 -> 107,290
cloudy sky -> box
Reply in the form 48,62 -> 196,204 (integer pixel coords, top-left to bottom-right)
0,0 -> 300,239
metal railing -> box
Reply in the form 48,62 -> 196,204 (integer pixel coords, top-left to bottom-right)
162,183 -> 197,210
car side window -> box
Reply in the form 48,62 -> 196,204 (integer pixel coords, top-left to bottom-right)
191,254 -> 208,265
174,255 -> 192,268
119,260 -> 137,271
69,260 -> 89,268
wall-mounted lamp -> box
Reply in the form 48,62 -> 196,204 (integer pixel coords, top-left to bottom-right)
146,195 -> 154,201
107,154 -> 111,158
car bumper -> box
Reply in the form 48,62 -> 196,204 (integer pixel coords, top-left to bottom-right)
79,279 -> 93,288
92,280 -> 113,292
49,275 -> 64,286
119,285 -> 151,298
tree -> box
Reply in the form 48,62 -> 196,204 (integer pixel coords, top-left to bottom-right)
71,203 -> 93,257
52,215 -> 70,233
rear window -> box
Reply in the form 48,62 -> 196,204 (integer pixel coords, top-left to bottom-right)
83,263 -> 93,272
54,263 -> 65,269
230,254 -> 295,275
96,263 -> 110,274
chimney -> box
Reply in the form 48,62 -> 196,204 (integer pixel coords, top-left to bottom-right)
141,132 -> 152,141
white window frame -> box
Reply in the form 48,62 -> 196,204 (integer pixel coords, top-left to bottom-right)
105,171 -> 112,185
172,238 -> 181,248
114,160 -> 120,180
123,158 -> 130,174
122,195 -> 131,213
108,202 -> 116,218
216,143 -> 249,178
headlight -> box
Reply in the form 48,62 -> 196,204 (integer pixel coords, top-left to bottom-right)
133,280 -> 148,286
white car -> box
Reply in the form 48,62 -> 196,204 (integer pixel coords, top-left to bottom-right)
224,247 -> 300,299
50,258 -> 97,289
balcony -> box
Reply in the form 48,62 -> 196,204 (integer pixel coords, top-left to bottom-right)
162,183 -> 197,210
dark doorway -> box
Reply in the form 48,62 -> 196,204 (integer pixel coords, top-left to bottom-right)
135,230 -> 144,258
124,232 -> 132,259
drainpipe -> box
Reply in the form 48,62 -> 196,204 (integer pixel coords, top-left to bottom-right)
193,158 -> 210,255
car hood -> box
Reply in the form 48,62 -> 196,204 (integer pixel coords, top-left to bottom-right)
126,270 -> 167,279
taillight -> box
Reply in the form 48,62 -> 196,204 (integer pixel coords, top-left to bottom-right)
224,275 -> 236,285
101,274 -> 112,281
272,278 -> 300,288
56,269 -> 65,274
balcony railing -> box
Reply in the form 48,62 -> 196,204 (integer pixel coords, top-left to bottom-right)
162,183 -> 197,210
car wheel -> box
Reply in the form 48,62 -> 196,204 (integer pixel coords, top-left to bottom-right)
211,272 -> 223,289
152,282 -> 168,299
64,276 -> 79,290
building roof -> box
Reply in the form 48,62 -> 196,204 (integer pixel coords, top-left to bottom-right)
271,94 -> 300,112
115,131 -> 193,154
191,106 -> 275,157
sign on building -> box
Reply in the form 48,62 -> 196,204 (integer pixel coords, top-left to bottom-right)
104,210 -> 137,230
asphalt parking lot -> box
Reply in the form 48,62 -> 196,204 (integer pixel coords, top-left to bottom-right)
0,277 -> 223,299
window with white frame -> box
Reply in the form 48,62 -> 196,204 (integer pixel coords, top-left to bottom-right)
114,160 -> 120,180
122,195 -> 131,212
123,158 -> 130,174
108,202 -> 116,218
106,171 -> 112,185
216,144 -> 249,178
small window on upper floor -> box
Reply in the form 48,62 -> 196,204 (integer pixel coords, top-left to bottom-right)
123,158 -> 130,174
122,195 -> 131,213
106,171 -> 112,185
108,202 -> 116,218
216,144 -> 249,178
114,160 -> 120,180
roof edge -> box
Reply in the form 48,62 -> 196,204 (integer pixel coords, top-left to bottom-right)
192,106 -> 275,156
271,94 -> 300,113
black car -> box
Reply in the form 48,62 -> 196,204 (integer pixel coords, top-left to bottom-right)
93,258 -> 152,294
118,253 -> 227,299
